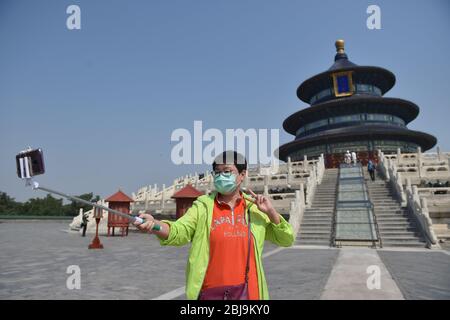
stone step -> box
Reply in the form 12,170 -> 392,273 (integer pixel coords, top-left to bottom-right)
310,205 -> 335,208
381,237 -> 426,243
372,206 -> 403,210
304,213 -> 334,217
370,196 -> 398,199
296,239 -> 331,245
377,219 -> 413,224
301,222 -> 333,227
377,222 -> 413,227
375,214 -> 409,219
379,231 -> 421,236
370,192 -> 396,195
374,210 -> 407,214
382,242 -> 426,248
306,205 -> 335,209
299,226 -> 331,231
302,218 -> 333,223
302,219 -> 333,223
369,191 -> 394,194
312,202 -> 336,205
378,225 -> 417,230
370,196 -> 396,198
307,205 -> 335,209
371,202 -> 400,206
299,231 -> 331,236
376,215 -> 411,219
297,234 -> 330,240
371,202 -> 400,205
370,195 -> 398,199
303,214 -> 333,218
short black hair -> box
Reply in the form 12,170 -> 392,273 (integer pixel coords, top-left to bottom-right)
212,151 -> 247,174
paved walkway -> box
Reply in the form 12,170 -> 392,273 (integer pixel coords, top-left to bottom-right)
1,221 -> 449,299
320,248 -> 404,299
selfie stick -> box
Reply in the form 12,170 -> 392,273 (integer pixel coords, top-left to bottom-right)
24,179 -> 161,231
17,147 -> 161,230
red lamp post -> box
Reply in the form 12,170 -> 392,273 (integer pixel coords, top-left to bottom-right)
88,207 -> 104,249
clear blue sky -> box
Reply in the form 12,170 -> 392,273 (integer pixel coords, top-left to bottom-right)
1,0 -> 449,202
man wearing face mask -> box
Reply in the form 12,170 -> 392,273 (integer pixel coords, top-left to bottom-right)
134,151 -> 294,300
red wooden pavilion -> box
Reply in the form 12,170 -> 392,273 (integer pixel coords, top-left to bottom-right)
171,184 -> 204,219
106,189 -> 134,236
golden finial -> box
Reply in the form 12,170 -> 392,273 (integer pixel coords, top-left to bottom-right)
335,39 -> 345,54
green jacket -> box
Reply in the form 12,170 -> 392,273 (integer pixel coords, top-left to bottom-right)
156,191 -> 295,300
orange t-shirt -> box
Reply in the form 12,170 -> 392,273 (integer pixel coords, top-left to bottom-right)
201,195 -> 259,300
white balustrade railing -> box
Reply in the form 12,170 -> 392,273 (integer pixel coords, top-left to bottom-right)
405,183 -> 440,248
288,188 -> 305,239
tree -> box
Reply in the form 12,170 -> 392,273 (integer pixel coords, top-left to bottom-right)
62,193 -> 101,216
0,191 -> 101,216
0,191 -> 21,215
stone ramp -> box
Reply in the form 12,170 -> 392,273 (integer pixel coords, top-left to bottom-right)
320,247 -> 404,300
334,164 -> 378,247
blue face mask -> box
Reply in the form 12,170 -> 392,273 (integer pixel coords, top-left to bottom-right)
214,172 -> 238,195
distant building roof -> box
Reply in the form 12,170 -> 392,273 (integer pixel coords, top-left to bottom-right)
106,190 -> 134,202
171,184 -> 204,199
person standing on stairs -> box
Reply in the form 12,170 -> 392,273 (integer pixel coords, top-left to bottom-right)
344,150 -> 351,164
351,151 -> 357,164
368,159 -> 376,181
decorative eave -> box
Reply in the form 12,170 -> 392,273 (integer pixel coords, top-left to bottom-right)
297,66 -> 396,104
283,96 -> 420,135
171,184 -> 204,199
277,124 -> 437,160
106,190 -> 134,202
296,40 -> 395,104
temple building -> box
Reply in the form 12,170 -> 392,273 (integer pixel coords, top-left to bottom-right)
278,40 -> 437,168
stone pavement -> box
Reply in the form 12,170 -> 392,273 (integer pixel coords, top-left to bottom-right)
0,221 -> 449,300
378,249 -> 450,300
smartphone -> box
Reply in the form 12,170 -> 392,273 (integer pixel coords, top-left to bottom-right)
16,148 -> 45,178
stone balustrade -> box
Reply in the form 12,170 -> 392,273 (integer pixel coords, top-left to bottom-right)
405,184 -> 440,248
131,154 -> 325,215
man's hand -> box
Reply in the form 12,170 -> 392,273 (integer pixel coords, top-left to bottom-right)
133,213 -> 155,233
247,189 -> 280,224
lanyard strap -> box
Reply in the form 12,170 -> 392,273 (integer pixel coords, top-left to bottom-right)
244,207 -> 251,283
